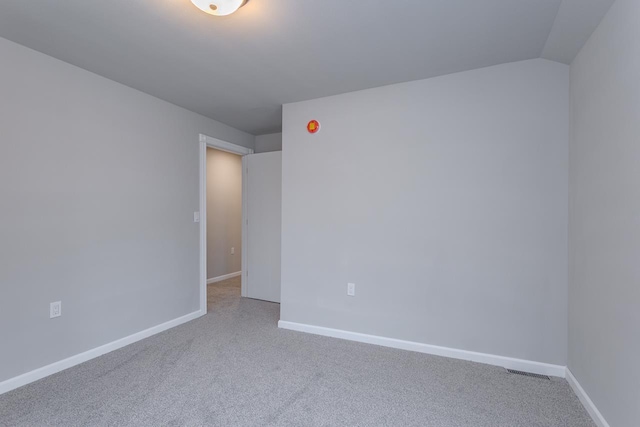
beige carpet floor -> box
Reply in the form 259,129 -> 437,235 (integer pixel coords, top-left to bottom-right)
207,275 -> 241,311
0,275 -> 595,426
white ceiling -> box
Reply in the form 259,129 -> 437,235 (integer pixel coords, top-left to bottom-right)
0,0 -> 613,135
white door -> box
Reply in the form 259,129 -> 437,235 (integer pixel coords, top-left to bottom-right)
245,152 -> 281,303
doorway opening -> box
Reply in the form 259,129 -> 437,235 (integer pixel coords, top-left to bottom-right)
198,133 -> 282,314
205,147 -> 243,310
199,134 -> 252,314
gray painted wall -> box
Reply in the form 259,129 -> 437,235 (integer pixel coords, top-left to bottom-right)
0,37 -> 254,383
206,148 -> 242,279
281,59 -> 569,365
255,133 -> 282,153
569,0 -> 640,425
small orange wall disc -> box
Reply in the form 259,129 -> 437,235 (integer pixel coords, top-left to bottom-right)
307,120 -> 320,134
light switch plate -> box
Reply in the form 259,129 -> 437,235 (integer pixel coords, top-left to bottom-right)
193,211 -> 200,223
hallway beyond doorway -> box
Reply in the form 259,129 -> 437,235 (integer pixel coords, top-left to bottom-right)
207,276 -> 240,312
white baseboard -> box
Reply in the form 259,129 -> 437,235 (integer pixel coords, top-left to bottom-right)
278,320 -> 566,378
565,368 -> 610,427
207,271 -> 241,284
0,309 -> 205,395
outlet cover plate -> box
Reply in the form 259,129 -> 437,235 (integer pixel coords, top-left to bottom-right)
347,283 -> 355,297
50,301 -> 62,318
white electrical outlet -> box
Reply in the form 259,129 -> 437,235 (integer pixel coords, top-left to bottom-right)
347,283 -> 356,297
231,247 -> 235,255
50,301 -> 62,318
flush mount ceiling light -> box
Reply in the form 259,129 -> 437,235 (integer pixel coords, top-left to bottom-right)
191,0 -> 249,16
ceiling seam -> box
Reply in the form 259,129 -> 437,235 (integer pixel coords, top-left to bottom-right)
539,0 -> 565,58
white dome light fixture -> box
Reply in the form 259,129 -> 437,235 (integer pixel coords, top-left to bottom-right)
190,0 -> 249,16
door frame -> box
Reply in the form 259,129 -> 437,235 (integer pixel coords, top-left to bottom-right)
199,134 -> 253,314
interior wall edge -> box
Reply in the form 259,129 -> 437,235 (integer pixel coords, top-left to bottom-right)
565,368 -> 611,427
278,320 -> 566,378
207,271 -> 242,284
0,310 -> 204,396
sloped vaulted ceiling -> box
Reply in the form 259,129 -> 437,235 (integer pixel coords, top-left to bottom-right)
0,0 -> 614,134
